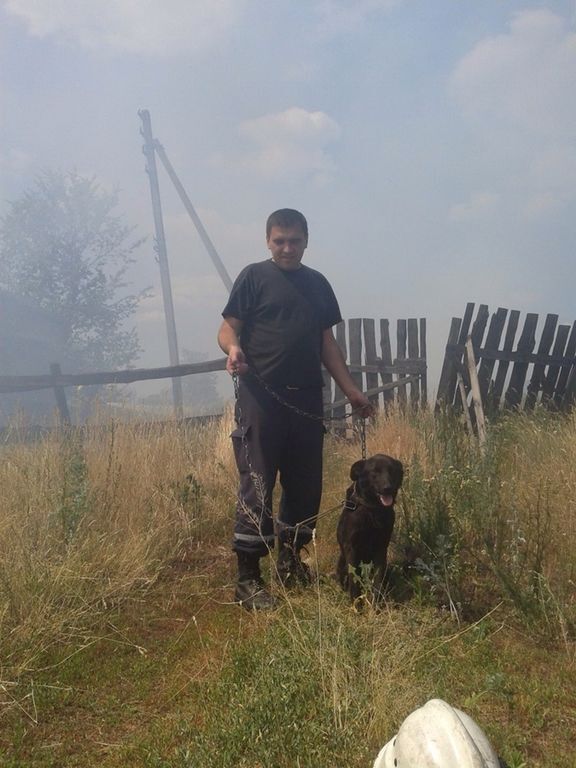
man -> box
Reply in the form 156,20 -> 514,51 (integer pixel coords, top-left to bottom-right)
218,209 -> 373,610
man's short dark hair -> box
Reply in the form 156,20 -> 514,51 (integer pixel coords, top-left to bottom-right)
266,209 -> 308,240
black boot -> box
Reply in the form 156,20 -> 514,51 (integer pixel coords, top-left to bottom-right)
235,551 -> 277,611
276,543 -> 313,588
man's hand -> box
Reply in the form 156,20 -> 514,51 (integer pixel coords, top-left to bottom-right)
226,345 -> 249,376
218,318 -> 249,376
348,389 -> 375,418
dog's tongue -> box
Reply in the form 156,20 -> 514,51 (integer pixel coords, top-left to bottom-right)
379,494 -> 394,507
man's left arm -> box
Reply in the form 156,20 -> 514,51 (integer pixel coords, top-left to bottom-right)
321,328 -> 374,417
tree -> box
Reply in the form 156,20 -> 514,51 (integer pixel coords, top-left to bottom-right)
0,170 -> 146,371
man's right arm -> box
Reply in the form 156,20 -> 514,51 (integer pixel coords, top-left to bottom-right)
218,317 -> 249,376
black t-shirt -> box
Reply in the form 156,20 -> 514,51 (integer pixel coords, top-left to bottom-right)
222,259 -> 342,388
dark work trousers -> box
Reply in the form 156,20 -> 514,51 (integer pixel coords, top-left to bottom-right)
231,376 -> 325,558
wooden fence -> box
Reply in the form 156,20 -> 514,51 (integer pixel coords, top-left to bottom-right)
0,358 -> 227,426
436,303 -> 576,413
0,317 -> 428,426
325,317 -> 427,417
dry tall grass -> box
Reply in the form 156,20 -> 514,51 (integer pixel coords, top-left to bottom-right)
1,405 -> 575,677
0,408 -> 237,672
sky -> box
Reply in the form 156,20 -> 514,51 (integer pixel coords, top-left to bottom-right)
1,0 -> 575,400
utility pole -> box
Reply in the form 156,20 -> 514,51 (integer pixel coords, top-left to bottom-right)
153,142 -> 233,292
139,109 -> 183,418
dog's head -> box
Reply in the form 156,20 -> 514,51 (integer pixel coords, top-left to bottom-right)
350,453 -> 403,508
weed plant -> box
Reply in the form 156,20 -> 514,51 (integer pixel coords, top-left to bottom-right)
316,406 -> 575,639
389,408 -> 576,638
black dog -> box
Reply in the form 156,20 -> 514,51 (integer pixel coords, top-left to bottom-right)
336,454 -> 404,603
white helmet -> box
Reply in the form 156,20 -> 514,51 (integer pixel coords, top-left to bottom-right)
373,699 -> 501,768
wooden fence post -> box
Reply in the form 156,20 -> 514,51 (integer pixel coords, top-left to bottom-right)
554,321 -> 576,408
465,339 -> 486,449
505,313 -> 538,408
363,318 -> 380,410
448,302 -> 475,408
419,318 -> 428,405
563,365 -> 576,409
542,324 -> 570,403
408,318 -> 420,409
397,319 -> 407,410
491,309 -> 520,409
50,363 -> 71,426
379,319 -> 394,410
477,307 -> 507,412
332,321 -> 348,421
349,318 -> 363,421
456,370 -> 475,438
436,317 -> 462,409
525,314 -> 558,409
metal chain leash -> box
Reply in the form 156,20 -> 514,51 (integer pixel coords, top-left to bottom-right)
230,371 -> 370,542
243,369 -> 329,423
232,372 -> 277,540
240,369 -> 368,459
233,371 -> 368,459
358,416 -> 367,461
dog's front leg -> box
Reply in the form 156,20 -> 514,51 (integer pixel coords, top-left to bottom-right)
342,544 -> 363,602
372,563 -> 388,604
348,565 -> 363,602
336,551 -> 348,591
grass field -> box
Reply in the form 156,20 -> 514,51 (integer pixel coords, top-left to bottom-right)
1,405 -> 575,767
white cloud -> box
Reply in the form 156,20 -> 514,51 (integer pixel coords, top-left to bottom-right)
3,0 -> 243,55
451,9 -> 576,139
449,9 -> 576,220
314,0 -> 402,36
448,191 -> 501,223
234,107 -> 341,184
240,107 -> 340,144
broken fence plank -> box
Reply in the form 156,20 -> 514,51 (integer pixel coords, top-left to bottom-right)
505,313 -> 539,409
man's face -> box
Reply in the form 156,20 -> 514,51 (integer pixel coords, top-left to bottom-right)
266,225 -> 308,271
